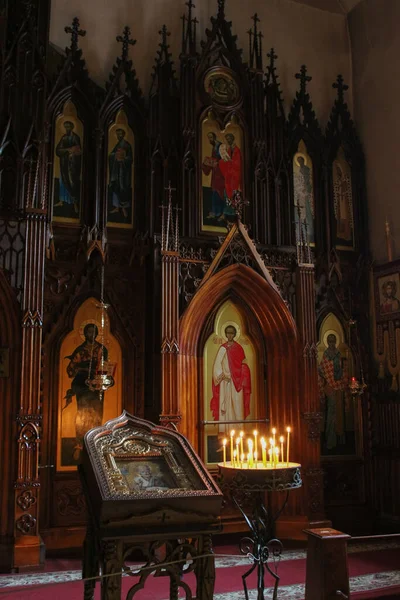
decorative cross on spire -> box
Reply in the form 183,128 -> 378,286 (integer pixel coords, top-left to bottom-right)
267,47 -> 278,72
161,181 -> 180,253
247,13 -> 263,69
295,64 -> 312,95
65,17 -> 86,53
217,0 -> 225,18
186,0 -> 195,21
181,0 -> 198,55
116,25 -> 136,61
333,74 -> 349,104
160,24 -> 170,49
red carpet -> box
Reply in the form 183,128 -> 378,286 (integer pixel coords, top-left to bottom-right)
1,543 -> 400,599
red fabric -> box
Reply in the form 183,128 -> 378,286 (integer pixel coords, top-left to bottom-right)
210,341 -> 251,421
219,145 -> 242,199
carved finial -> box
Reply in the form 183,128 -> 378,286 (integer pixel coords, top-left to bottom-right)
248,13 -> 263,70
295,64 -> 312,95
181,0 -> 198,56
161,182 -> 181,253
22,0 -> 35,20
333,74 -> 349,104
65,17 -> 86,53
160,24 -> 170,50
226,190 -> 249,221
186,0 -> 195,20
267,47 -> 278,72
217,0 -> 225,18
116,25 -> 136,61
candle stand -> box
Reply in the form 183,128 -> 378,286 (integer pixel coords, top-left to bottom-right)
218,462 -> 302,600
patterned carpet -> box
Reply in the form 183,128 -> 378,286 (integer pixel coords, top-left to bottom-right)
1,541 -> 400,599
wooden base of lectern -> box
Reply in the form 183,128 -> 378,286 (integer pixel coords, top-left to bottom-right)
304,528 -> 350,600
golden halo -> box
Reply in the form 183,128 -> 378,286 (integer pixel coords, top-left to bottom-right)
58,116 -> 79,132
221,320 -> 241,341
79,319 -> 103,341
322,329 -> 341,348
294,152 -> 308,167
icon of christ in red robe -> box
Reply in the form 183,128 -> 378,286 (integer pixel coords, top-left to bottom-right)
210,325 -> 251,432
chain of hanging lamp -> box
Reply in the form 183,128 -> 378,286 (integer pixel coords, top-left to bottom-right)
85,263 -> 114,394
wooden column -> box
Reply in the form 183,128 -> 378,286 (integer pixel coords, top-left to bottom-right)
304,527 -> 350,600
296,264 -> 326,525
13,211 -> 46,569
160,250 -> 181,428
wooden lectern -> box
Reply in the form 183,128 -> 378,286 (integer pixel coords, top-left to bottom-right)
304,527 -> 351,600
80,411 -> 223,600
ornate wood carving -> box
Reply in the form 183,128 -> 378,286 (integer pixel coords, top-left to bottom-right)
0,0 -> 373,565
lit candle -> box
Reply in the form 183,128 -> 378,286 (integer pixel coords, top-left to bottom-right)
233,449 -> 237,467
223,438 -> 227,466
248,439 -> 254,467
253,430 -> 258,456
241,453 -> 245,468
280,436 -> 284,464
269,437 -> 274,461
230,430 -> 235,464
236,438 -> 240,466
268,448 -> 273,467
286,426 -> 291,466
272,427 -> 276,449
275,447 -> 280,465
261,438 -> 267,467
247,452 -> 251,468
240,431 -> 244,458
254,451 -> 258,468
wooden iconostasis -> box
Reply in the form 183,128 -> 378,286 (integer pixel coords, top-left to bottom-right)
0,0 -> 373,569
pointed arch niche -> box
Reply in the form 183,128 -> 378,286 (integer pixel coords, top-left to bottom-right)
179,263 -> 302,464
317,312 -> 360,457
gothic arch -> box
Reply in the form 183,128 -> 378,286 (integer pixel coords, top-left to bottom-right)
179,263 -> 302,454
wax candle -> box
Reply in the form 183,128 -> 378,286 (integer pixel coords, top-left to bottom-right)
280,436 -> 284,464
268,448 -> 273,467
254,451 -> 258,468
223,438 -> 227,466
236,437 -> 240,465
248,439 -> 254,467
233,449 -> 237,467
253,430 -> 258,456
241,453 -> 245,468
275,447 -> 280,465
240,431 -> 244,458
286,426 -> 291,466
272,427 -> 276,450
261,438 -> 267,467
230,430 -> 235,464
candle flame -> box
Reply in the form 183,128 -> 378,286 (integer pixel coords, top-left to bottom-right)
279,436 -> 284,443
240,431 -> 244,438
230,429 -> 235,437
286,426 -> 291,433
223,439 -> 227,446
272,428 -> 276,434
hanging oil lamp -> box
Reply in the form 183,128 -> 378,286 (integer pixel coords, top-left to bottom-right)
85,263 -> 114,394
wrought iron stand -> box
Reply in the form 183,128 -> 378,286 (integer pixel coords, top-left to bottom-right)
219,463 -> 302,600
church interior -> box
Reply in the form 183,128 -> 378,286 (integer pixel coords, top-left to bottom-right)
1,0 -> 400,598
